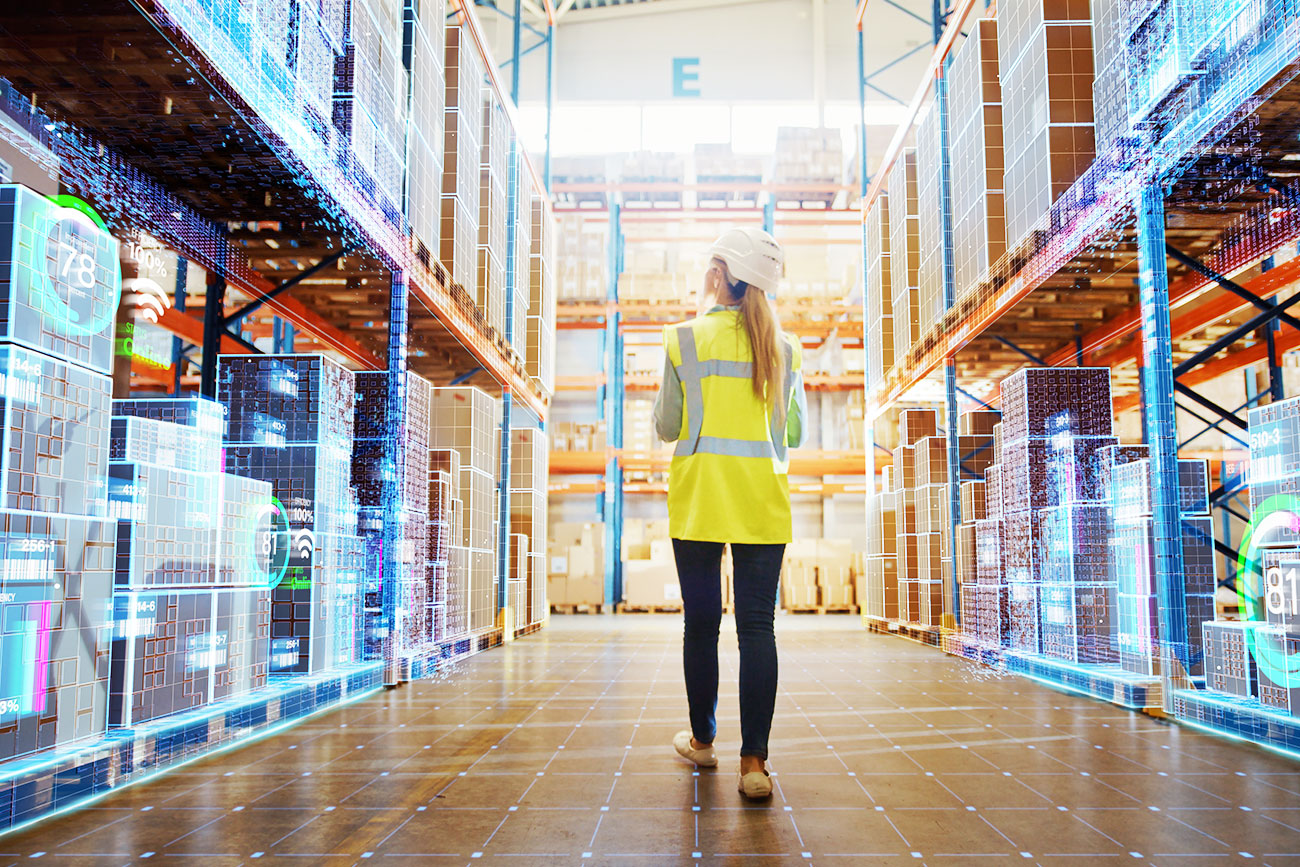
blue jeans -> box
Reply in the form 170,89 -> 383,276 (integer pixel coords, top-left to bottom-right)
672,539 -> 785,760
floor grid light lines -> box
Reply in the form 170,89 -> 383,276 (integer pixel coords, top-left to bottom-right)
1,615 -> 1298,865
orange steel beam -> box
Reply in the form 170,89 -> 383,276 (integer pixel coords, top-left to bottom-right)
550,480 -> 871,495
1114,325 -> 1300,413
1091,256 -> 1300,370
156,307 -> 250,355
554,181 -> 853,195
619,374 -> 865,391
859,0 -> 979,218
1046,225 -> 1300,368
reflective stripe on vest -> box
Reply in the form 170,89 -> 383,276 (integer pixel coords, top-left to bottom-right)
673,328 -> 795,463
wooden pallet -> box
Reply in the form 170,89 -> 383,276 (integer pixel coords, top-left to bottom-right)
549,603 -> 607,615
616,603 -> 684,614
784,605 -> 860,615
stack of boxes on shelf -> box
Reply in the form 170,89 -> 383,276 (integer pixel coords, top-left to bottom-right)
621,152 -> 686,207
509,426 -> 549,630
353,371 -> 434,668
1109,450 -> 1215,676
556,213 -> 609,301
404,0 -> 447,265
549,522 -> 605,608
954,411 -> 1000,634
864,468 -> 899,620
0,185 -> 118,760
427,444 -> 462,644
888,151 -> 921,364
695,143 -> 764,207
891,408 -> 997,628
528,194 -> 557,395
915,99 -> 946,337
1089,0 -> 1130,160
864,193 -> 892,388
948,18 -> 1006,299
975,420 -> 1009,646
997,0 -> 1095,252
550,421 -> 607,452
220,355 -> 365,675
772,127 -> 843,204
478,92 -> 509,337
780,540 -> 858,612
442,22 -> 484,298
337,0 -> 410,223
1199,395 -> 1300,716
622,519 -> 679,610
108,399 -> 274,728
998,368 -> 1115,657
429,388 -> 500,635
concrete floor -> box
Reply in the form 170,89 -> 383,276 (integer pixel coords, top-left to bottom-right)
3,614 -> 1300,866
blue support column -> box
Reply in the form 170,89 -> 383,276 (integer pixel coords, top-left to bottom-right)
603,204 -> 624,609
1135,181 -> 1192,703
172,257 -> 187,396
762,197 -> 775,236
382,269 -> 409,686
496,0 -> 525,621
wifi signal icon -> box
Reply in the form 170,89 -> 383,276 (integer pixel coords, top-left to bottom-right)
292,528 -> 316,565
121,277 -> 171,324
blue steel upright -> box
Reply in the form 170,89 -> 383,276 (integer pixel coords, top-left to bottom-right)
382,269 -> 409,685
1135,181 -> 1191,702
604,204 -> 624,608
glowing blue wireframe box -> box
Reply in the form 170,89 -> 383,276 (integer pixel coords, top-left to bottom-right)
1202,619 -> 1258,698
0,343 -> 112,517
0,184 -> 121,375
0,511 -> 115,761
108,587 -> 270,728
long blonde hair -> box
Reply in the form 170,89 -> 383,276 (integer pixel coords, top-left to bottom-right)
714,257 -> 786,422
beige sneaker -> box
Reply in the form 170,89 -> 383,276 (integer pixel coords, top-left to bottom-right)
737,769 -> 773,799
672,730 -> 717,767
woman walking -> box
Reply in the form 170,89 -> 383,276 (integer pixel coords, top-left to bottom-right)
653,226 -> 807,799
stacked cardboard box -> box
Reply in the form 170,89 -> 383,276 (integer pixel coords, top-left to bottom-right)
528,193 -> 557,394
404,0 -> 446,263
429,387 -> 500,635
864,465 -> 899,620
695,142 -> 764,207
998,368 -> 1114,656
337,0 -> 409,224
556,212 -> 609,301
551,421 -> 607,453
512,160 -> 533,354
779,539 -> 857,611
915,100 -> 947,338
865,193 -> 893,389
510,426 -> 549,626
888,150 -> 920,364
1110,454 -> 1215,676
773,127 -> 843,186
549,522 -> 605,607
442,23 -> 484,296
477,92 -> 509,337
781,540 -> 821,610
353,370 -> 433,663
948,18 -> 1006,298
428,447 -> 462,643
621,151 -> 686,207
1089,0 -> 1130,159
997,0 -> 1095,251
221,355 -> 364,675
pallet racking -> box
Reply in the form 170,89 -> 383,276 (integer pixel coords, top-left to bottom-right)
856,0 -> 1300,754
0,0 -> 557,830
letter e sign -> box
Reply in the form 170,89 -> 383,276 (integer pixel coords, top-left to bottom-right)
673,57 -> 701,98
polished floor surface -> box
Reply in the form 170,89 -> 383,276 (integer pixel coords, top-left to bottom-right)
4,615 -> 1300,866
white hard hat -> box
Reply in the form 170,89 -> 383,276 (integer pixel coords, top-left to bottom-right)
709,226 -> 784,295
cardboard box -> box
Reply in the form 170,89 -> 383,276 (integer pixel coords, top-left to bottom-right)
623,560 -> 681,608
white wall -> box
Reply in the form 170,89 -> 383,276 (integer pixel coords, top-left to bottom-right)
485,0 -> 935,108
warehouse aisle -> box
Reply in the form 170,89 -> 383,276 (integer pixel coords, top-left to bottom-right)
6,616 -> 1299,866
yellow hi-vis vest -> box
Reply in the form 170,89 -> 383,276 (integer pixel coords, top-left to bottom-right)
663,309 -> 802,544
